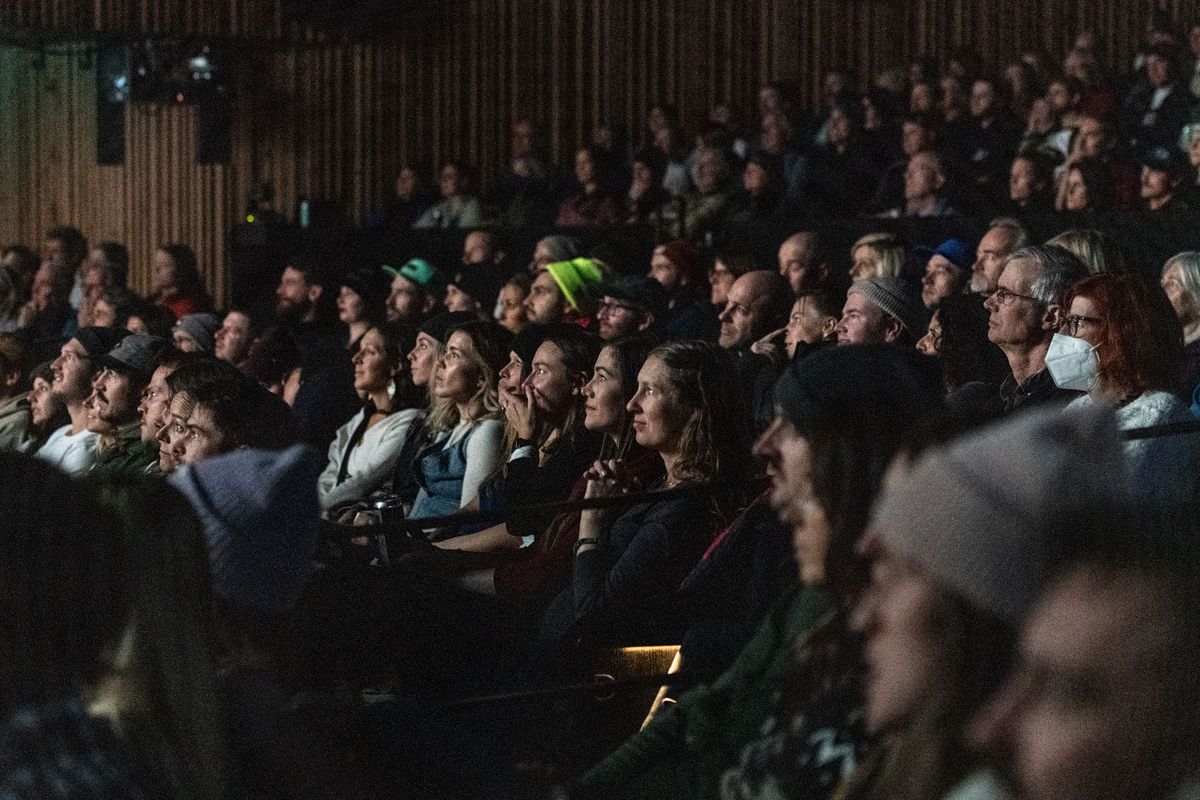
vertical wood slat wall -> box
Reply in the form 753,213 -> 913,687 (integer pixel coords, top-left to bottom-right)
3,0 -> 1200,303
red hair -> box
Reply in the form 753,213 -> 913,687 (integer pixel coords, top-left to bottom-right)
658,239 -> 706,287
1063,273 -> 1183,397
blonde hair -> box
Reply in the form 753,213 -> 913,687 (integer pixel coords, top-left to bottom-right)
1046,228 -> 1125,275
852,232 -> 906,279
425,325 -> 504,435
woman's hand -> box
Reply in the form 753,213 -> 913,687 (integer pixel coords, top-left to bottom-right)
583,458 -> 642,500
750,327 -> 788,368
505,384 -> 538,442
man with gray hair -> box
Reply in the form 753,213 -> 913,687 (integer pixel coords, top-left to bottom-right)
984,244 -> 1087,413
970,217 -> 1028,294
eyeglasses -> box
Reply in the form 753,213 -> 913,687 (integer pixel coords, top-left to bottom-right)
1061,314 -> 1102,336
990,287 -> 1041,306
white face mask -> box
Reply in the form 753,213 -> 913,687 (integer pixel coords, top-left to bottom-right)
1045,332 -> 1099,391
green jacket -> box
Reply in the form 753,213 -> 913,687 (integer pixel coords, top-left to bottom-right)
576,583 -> 834,799
0,393 -> 35,453
89,424 -> 160,477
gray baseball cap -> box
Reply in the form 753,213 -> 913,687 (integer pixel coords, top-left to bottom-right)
97,335 -> 170,382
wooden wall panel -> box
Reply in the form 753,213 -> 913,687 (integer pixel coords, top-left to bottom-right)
5,0 -> 1200,304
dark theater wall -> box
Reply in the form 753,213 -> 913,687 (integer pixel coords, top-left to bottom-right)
2,0 -> 1198,300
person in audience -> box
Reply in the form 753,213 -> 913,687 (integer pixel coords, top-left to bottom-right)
318,322 -> 424,511
836,277 -> 928,347
540,340 -> 749,659
158,368 -> 297,470
777,231 -> 831,295
0,453 -> 165,796
495,272 -> 530,334
524,257 -> 606,328
36,326 -> 128,474
850,232 -> 906,282
491,119 -> 558,228
461,228 -> 507,272
1161,251 -> 1200,397
125,302 -> 175,340
807,100 -> 880,217
1055,273 -> 1191,491
726,150 -> 784,226
648,240 -> 714,340
365,164 -> 433,233
239,325 -> 302,398
871,114 -> 938,213
964,75 -> 1023,204
19,260 -> 77,360
1140,147 -> 1191,212
415,160 -> 485,229
136,346 -> 188,474
76,242 -> 128,328
87,334 -> 170,476
917,293 -> 1011,405
444,266 -> 509,320
970,514 -> 1200,800
782,289 -> 840,359
888,150 -> 956,217
337,267 -> 388,350
1045,227 -> 1126,274
596,276 -> 666,341
0,334 -> 34,451
150,243 -> 212,319
409,320 -> 510,525
1058,117 -> 1138,211
919,237 -> 973,308
677,146 -> 732,240
172,311 -> 220,354
984,244 -> 1087,413
578,345 -> 941,800
626,147 -> 673,225
720,270 -> 793,431
384,258 -> 444,325
972,217 -> 1029,294
1008,151 -> 1057,214
1120,43 -> 1194,157
556,146 -> 623,227
709,249 -> 757,310
1059,156 -> 1117,213
41,225 -> 88,296
848,406 -> 1126,800
26,360 -> 67,451
92,285 -> 142,330
214,308 -> 255,366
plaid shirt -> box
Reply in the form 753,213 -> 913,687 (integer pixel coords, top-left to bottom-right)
0,698 -> 160,800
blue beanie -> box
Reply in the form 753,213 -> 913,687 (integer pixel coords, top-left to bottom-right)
169,444 -> 321,615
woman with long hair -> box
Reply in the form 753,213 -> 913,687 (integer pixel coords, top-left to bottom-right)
409,319 -> 510,526
318,322 -> 425,512
577,345 -> 943,800
150,243 -> 212,320
1051,273 -> 1191,491
540,340 -> 750,660
556,146 -> 624,227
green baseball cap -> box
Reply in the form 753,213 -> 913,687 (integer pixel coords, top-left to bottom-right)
381,258 -> 445,294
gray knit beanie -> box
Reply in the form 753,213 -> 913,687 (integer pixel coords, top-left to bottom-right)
871,405 -> 1126,623
849,277 -> 928,337
174,312 -> 220,353
170,444 -> 320,615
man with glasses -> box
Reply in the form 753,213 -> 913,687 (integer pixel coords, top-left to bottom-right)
595,276 -> 667,341
87,334 -> 171,476
983,244 -> 1087,413
35,326 -> 129,473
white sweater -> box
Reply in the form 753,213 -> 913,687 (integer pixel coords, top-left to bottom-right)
34,425 -> 99,475
317,407 -> 422,510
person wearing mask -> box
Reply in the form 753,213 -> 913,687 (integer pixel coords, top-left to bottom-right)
983,245 -> 1087,413
1053,273 -> 1191,497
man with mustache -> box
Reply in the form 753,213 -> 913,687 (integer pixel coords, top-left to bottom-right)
86,334 -> 170,476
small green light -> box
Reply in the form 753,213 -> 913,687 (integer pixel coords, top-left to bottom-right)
246,214 -> 255,223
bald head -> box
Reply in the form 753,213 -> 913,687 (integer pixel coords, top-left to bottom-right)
778,232 -> 829,294
718,270 -> 793,349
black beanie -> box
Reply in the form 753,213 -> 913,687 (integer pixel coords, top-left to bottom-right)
773,344 -> 944,441
418,311 -> 477,344
509,323 -> 550,370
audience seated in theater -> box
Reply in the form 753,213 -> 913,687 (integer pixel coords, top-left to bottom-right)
849,232 -> 906,283
577,345 -> 941,800
595,276 -> 666,341
20,260 -> 78,360
76,242 -> 128,328
25,360 -> 68,453
491,119 -> 559,229
919,237 -> 974,308
807,100 -> 881,217
172,312 -> 220,354
538,341 -> 749,662
337,267 -> 389,351
523,257 -> 606,329
1045,227 -> 1127,274
86,334 -> 171,476
625,148 -> 673,226
777,231 -> 831,296
385,258 -> 445,325
971,217 -> 1029,294
1058,117 -> 1138,211
0,334 -> 34,452
709,249 -> 758,310
214,308 -> 255,366
1160,251 -> 1200,398
1139,147 -> 1192,212
719,270 -> 794,432
1008,150 -> 1058,215
494,272 -> 531,334
882,149 -> 957,218
917,293 -> 1010,416
364,164 -> 434,234
649,240 -> 716,340
527,233 -> 581,274
556,146 -> 624,228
